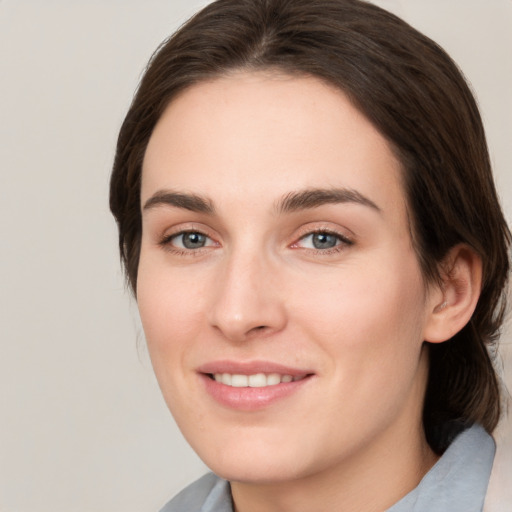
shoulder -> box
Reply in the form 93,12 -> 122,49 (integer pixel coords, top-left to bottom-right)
159,472 -> 232,512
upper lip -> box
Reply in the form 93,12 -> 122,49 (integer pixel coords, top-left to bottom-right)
197,360 -> 313,377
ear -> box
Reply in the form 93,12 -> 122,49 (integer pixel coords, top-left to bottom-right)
423,244 -> 482,343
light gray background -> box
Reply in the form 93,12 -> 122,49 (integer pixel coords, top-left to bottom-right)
0,1 -> 510,511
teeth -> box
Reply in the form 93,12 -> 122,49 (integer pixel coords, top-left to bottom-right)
231,374 -> 248,387
266,373 -> 281,386
248,373 -> 266,387
213,373 -> 300,387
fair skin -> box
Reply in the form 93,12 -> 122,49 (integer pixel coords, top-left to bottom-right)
137,72 -> 480,512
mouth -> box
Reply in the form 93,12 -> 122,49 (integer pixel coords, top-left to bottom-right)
208,372 -> 307,387
198,362 -> 314,410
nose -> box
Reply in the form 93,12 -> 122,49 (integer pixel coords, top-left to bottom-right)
208,250 -> 287,342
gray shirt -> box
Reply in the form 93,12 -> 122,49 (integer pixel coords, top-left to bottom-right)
160,424 -> 495,512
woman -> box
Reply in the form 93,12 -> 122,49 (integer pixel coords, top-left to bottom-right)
110,0 -> 510,510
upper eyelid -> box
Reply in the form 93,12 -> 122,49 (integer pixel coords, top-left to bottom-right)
159,222 -> 215,238
293,231 -> 352,248
298,227 -> 349,237
293,223 -> 355,241
161,228 -> 215,243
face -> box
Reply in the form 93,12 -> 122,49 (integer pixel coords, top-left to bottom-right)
138,72 -> 436,485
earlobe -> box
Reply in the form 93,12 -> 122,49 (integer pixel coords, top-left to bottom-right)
424,244 -> 482,343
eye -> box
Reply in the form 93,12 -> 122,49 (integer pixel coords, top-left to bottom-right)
163,231 -> 216,250
303,232 -> 339,249
293,230 -> 353,251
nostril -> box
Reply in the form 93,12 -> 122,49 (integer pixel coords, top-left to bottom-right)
246,325 -> 268,336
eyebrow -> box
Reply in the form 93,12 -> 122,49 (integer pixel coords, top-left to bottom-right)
142,187 -> 380,216
143,190 -> 215,214
276,187 -> 381,214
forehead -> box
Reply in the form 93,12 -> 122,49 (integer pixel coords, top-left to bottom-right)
142,71 -> 407,221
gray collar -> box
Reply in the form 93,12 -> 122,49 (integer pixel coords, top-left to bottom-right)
388,424 -> 495,512
161,424 -> 495,512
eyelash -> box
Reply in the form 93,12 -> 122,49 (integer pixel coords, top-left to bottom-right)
158,228 -> 354,256
158,230 -> 217,256
292,228 -> 354,255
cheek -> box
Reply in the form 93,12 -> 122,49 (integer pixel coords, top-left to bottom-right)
136,262 -> 212,430
137,250 -> 205,335
292,262 -> 428,439
136,255 -> 208,387
292,252 -> 428,374
138,281 -> 193,348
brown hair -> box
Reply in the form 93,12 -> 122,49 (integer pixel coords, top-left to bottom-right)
110,0 -> 510,453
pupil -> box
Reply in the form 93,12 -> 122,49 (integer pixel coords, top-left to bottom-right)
312,233 -> 337,249
183,232 -> 206,249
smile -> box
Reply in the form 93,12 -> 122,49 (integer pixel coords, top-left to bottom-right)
212,373 -> 305,387
198,362 -> 314,410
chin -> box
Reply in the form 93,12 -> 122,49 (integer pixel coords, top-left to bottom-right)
206,454 -> 310,485
182,425 -> 312,483
185,423 -> 348,486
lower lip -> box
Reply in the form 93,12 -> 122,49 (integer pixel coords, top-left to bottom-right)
200,374 -> 312,411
